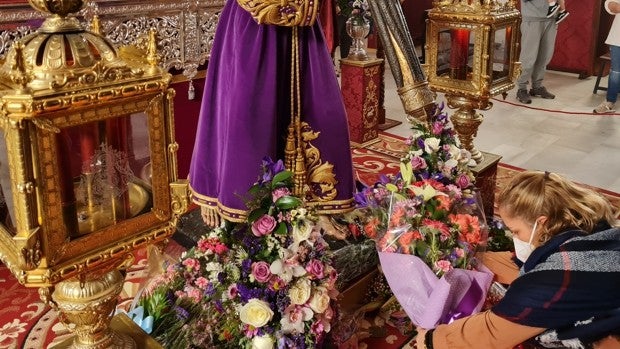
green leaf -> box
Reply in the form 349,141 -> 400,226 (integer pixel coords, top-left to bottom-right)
248,207 -> 267,223
274,222 -> 288,235
271,170 -> 293,187
275,195 -> 302,210
386,183 -> 398,192
400,161 -> 413,186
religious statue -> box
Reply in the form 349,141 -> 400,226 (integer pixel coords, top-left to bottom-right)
188,0 -> 356,228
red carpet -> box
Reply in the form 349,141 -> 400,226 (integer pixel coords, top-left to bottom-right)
1,133 -> 618,348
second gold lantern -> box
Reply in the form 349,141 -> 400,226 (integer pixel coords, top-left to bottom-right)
425,0 -> 521,164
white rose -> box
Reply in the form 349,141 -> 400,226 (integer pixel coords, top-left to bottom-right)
292,219 -> 312,244
289,278 -> 312,305
424,137 -> 441,153
239,299 -> 274,328
308,288 -> 331,314
252,335 -> 274,349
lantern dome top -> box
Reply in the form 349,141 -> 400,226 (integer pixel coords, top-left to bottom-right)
0,0 -> 155,94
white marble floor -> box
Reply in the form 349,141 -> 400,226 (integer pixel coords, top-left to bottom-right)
370,61 -> 620,194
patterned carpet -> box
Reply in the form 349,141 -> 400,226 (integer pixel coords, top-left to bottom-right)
1,133 -> 618,348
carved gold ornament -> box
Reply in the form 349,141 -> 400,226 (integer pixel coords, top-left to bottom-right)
236,0 -> 319,26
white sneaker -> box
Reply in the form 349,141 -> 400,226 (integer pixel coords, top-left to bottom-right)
593,101 -> 615,114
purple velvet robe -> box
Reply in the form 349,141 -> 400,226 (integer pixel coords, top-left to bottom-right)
188,0 -> 355,222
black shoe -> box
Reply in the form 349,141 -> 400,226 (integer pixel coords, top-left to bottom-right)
555,10 -> 569,24
546,3 -> 560,18
517,89 -> 532,104
529,86 -> 555,99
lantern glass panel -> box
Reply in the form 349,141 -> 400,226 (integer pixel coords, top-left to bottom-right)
490,26 -> 514,82
436,28 -> 474,81
57,112 -> 153,239
0,131 -> 16,236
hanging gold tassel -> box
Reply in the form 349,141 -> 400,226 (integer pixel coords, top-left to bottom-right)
284,26 -> 307,198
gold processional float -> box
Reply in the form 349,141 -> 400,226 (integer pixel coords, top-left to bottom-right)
0,0 -> 189,347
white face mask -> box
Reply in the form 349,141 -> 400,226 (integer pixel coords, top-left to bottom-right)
513,220 -> 538,262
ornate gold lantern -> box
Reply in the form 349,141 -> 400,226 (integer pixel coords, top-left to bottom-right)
0,0 -> 189,347
424,0 -> 521,163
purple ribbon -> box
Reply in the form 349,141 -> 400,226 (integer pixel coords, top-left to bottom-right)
441,279 -> 484,324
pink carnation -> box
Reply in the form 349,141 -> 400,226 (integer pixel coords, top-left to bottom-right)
435,260 -> 453,273
182,258 -> 200,271
195,276 -> 209,289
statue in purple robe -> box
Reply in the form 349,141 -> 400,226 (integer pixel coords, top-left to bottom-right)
188,0 -> 355,227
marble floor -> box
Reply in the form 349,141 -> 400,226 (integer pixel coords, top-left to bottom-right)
361,59 -> 620,194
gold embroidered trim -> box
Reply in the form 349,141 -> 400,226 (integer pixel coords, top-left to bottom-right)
236,0 -> 319,27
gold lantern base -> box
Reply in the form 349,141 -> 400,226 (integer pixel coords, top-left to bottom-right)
446,95 -> 487,164
54,313 -> 163,349
51,270 -> 141,349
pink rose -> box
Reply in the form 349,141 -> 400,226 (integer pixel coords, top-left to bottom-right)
456,174 -> 471,189
272,187 -> 291,202
410,156 -> 427,170
251,214 -> 277,236
305,259 -> 325,279
252,261 -> 272,283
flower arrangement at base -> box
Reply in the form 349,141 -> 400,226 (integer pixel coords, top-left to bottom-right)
140,158 -> 338,348
356,103 -> 493,329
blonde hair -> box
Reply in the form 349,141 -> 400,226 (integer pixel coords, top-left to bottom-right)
496,171 -> 618,244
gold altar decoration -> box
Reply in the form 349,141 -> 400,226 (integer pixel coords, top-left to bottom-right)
0,0 -> 189,347
424,0 -> 521,164
236,0 -> 319,27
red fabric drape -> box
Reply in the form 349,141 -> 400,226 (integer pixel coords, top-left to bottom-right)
319,0 -> 338,55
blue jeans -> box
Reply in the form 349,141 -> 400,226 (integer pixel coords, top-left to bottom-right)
608,45 -> 620,103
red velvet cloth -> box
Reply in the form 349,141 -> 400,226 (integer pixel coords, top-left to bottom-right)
172,78 -> 205,178
319,0 -> 338,55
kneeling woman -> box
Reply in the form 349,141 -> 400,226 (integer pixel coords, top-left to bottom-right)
417,171 -> 620,349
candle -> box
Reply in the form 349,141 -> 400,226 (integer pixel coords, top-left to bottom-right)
450,29 -> 470,80
80,124 -> 99,172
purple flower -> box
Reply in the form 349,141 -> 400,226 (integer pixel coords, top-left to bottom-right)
261,157 -> 285,183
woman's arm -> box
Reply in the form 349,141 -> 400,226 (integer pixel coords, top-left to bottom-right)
476,251 -> 519,285
416,310 -> 545,349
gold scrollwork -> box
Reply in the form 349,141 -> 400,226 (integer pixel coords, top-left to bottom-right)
21,238 -> 42,270
236,0 -> 319,27
299,122 -> 338,202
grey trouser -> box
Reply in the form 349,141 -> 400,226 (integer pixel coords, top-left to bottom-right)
517,20 -> 557,90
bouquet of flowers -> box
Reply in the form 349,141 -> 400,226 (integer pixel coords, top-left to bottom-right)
140,158 -> 339,348
356,103 -> 493,329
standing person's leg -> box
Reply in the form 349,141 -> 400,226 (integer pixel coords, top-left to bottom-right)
529,20 -> 557,99
555,0 -> 569,23
516,21 -> 542,104
607,45 -> 620,103
594,45 -> 620,113
338,14 -> 352,59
